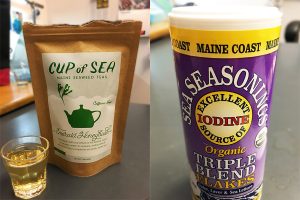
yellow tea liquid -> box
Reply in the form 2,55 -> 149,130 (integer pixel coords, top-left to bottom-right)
4,144 -> 47,199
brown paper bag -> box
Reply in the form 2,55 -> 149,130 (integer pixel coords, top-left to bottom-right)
23,20 -> 142,177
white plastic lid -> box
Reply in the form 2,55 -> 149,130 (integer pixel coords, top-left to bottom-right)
169,6 -> 282,30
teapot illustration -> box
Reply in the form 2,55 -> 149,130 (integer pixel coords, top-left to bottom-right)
64,104 -> 101,128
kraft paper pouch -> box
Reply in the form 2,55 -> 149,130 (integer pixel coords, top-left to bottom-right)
23,20 -> 142,177
169,6 -> 281,200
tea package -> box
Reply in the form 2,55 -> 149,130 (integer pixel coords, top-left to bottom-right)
23,21 -> 142,177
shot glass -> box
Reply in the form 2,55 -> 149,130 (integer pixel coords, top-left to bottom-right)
1,136 -> 49,199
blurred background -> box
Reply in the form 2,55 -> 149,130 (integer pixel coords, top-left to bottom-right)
150,0 -> 300,42
0,0 -> 150,116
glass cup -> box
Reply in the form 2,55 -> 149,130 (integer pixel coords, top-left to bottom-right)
13,62 -> 31,86
1,136 -> 49,199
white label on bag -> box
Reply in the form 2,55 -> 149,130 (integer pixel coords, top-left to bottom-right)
42,52 -> 121,163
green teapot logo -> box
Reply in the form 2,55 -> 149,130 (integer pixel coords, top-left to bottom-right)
64,104 -> 101,128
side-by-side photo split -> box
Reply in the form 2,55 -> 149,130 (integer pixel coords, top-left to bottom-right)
0,0 -> 149,199
1,0 -> 300,200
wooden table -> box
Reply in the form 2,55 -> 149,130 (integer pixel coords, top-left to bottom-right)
0,83 -> 34,116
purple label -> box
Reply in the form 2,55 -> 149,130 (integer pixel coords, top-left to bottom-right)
173,51 -> 278,200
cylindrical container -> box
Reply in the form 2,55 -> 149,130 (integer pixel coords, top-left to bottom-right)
169,6 -> 281,200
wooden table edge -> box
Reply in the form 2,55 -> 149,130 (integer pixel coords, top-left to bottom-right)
0,84 -> 34,116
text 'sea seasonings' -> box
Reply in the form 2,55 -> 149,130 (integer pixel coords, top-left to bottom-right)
23,21 -> 141,177
169,6 -> 281,200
